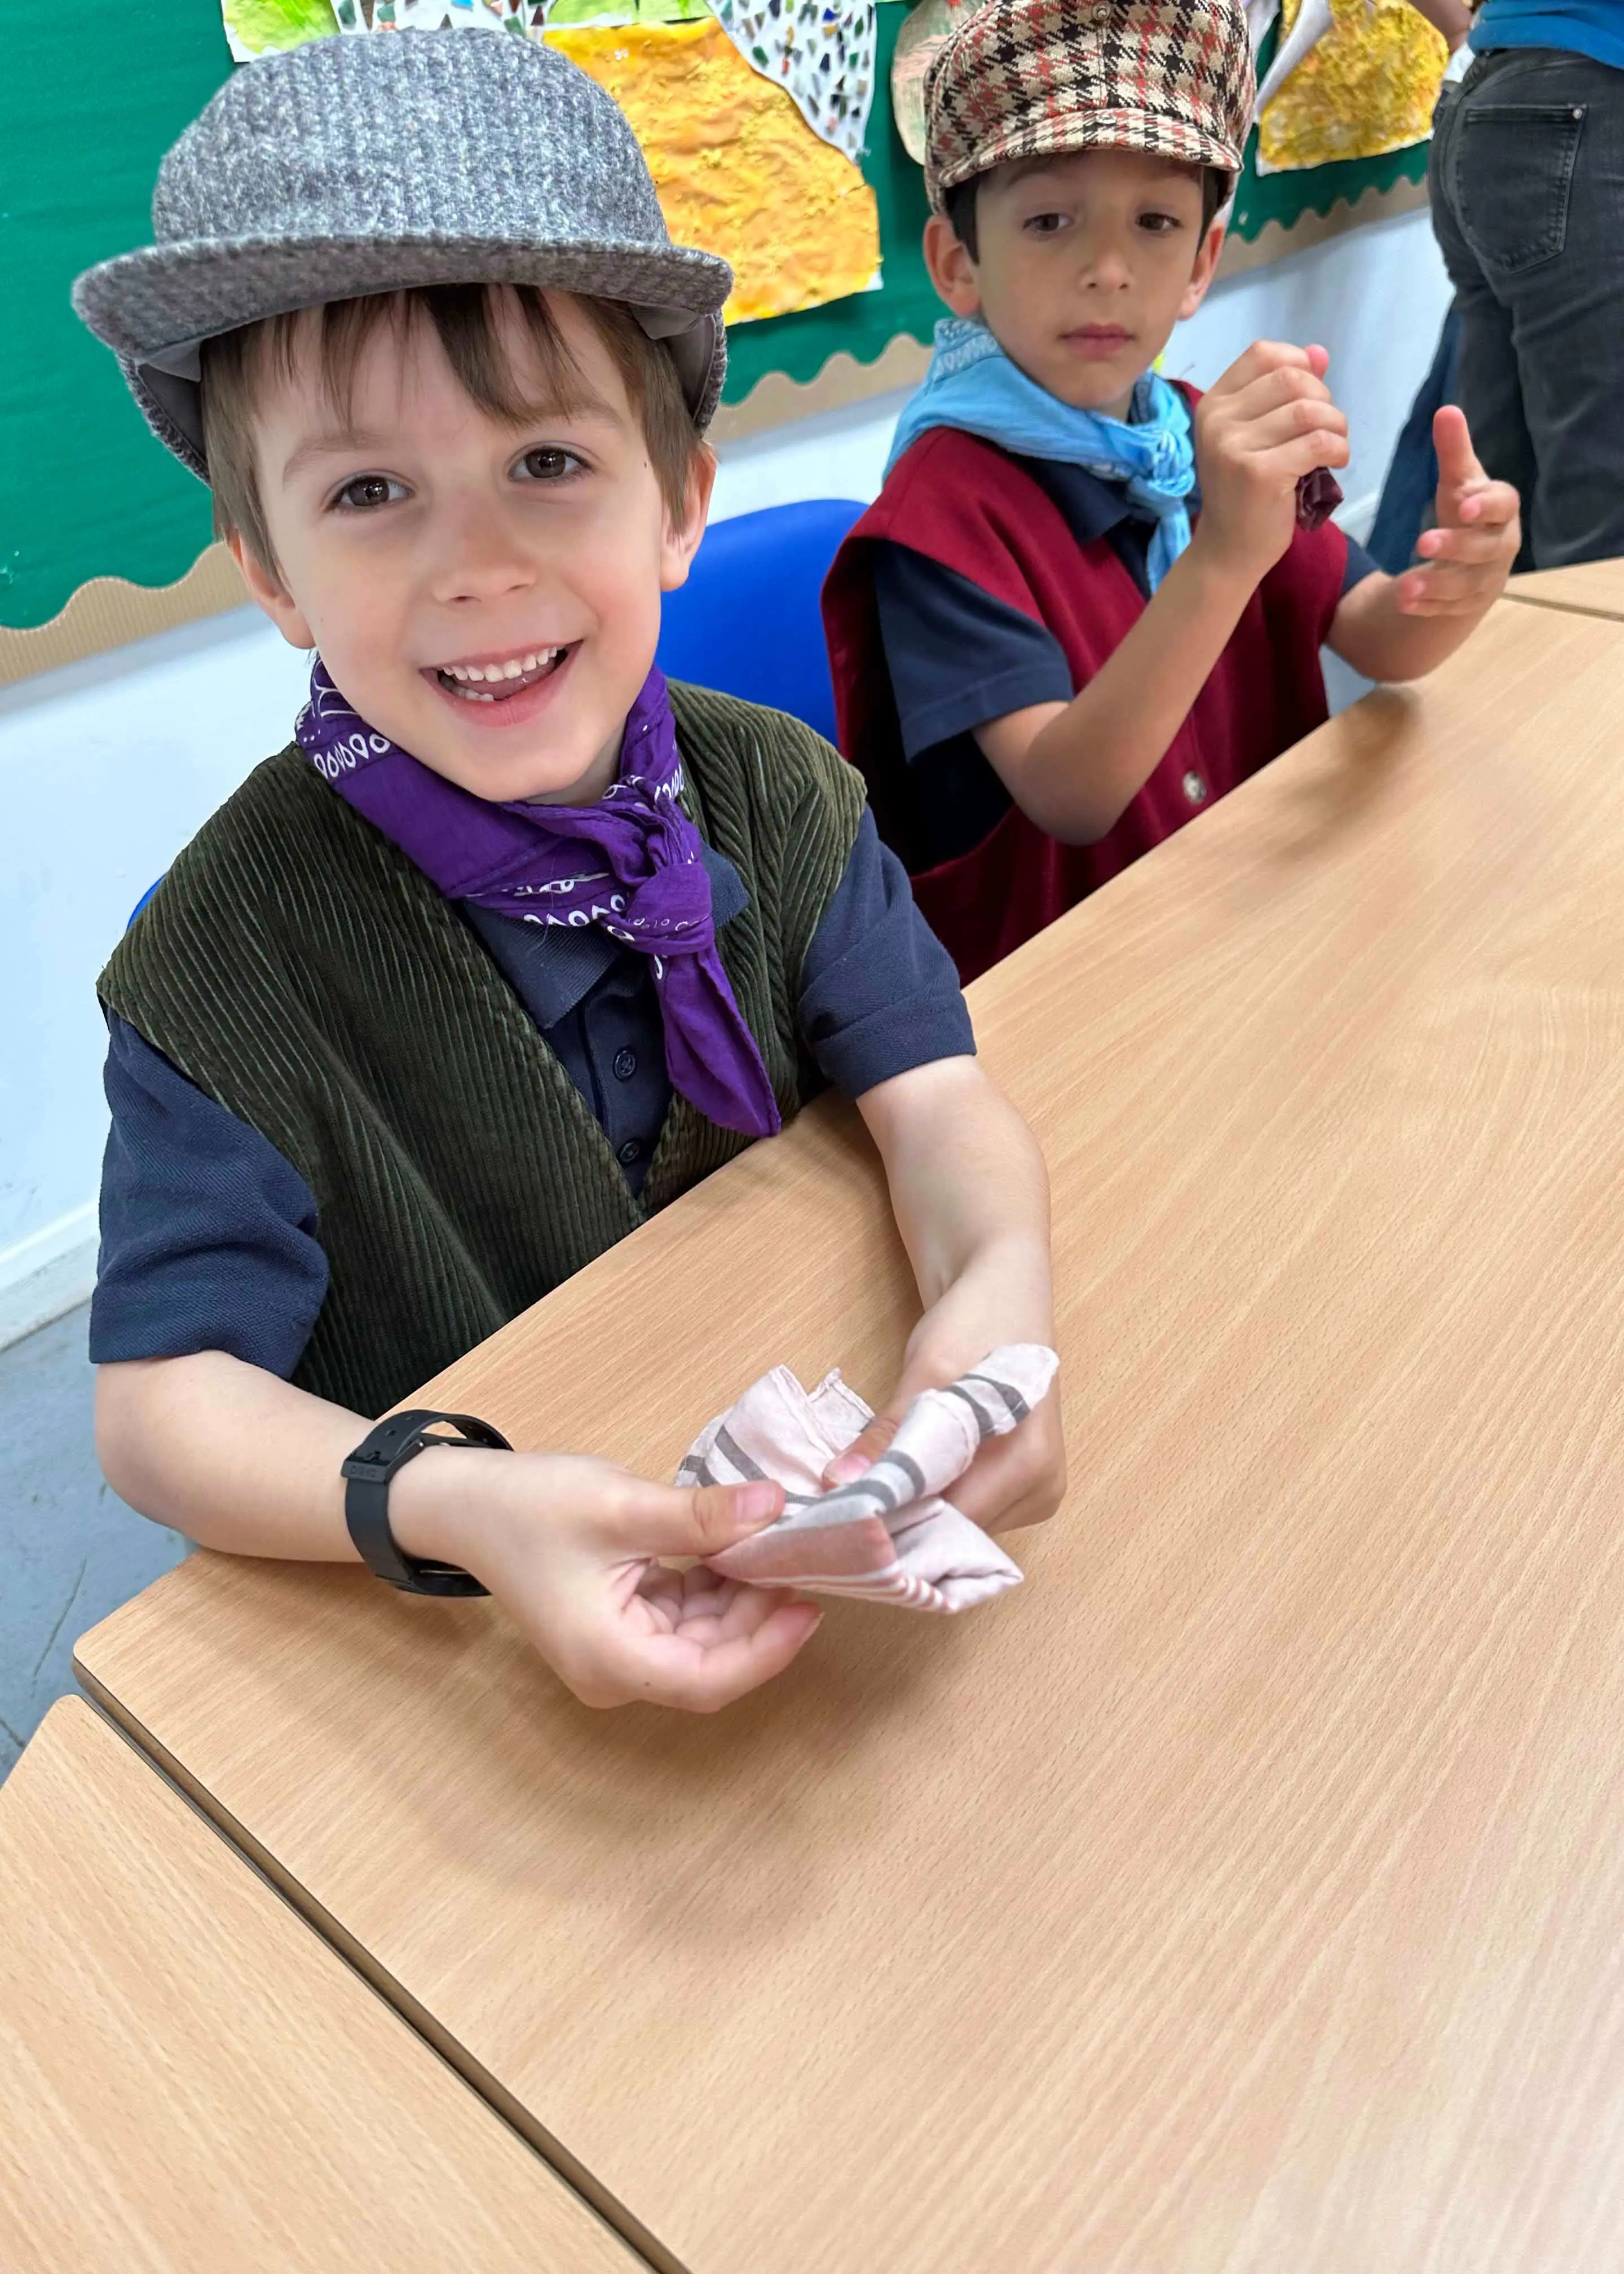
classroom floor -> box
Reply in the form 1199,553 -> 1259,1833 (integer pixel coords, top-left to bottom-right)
0,1306 -> 184,1782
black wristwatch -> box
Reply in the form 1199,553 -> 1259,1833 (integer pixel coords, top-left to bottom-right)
341,1408 -> 511,1596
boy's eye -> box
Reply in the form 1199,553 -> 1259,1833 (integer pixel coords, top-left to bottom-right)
1138,211 -> 1182,235
515,447 -> 584,483
333,473 -> 406,512
1023,211 -> 1070,236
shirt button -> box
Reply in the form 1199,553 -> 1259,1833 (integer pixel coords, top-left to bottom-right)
617,1138 -> 643,1166
1182,771 -> 1208,806
612,1048 -> 637,1082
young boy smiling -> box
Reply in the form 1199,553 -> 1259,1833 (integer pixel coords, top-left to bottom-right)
824,0 -> 1523,982
74,31 -> 1061,1712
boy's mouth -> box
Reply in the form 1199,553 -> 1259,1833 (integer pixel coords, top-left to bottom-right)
428,645 -> 575,704
1063,325 -> 1135,356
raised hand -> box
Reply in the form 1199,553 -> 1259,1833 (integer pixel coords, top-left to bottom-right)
1396,406 -> 1521,617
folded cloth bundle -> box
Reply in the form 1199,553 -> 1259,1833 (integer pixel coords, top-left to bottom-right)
676,1343 -> 1058,1613
1296,465 -> 1344,534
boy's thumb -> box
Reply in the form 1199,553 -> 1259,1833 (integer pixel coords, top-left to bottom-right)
1433,404 -> 1480,487
610,1478 -> 783,1560
822,1408 -> 901,1490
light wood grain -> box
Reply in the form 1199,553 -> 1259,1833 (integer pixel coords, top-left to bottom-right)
77,599 -> 1624,2272
1505,556 -> 1624,622
0,1699 -> 639,2273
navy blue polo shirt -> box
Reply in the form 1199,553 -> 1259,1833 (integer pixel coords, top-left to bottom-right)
872,458 -> 1380,868
91,812 -> 972,1380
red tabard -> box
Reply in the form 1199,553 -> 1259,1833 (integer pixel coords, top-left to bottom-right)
822,417 -> 1348,984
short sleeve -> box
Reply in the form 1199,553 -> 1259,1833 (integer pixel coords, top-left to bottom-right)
796,809 -> 975,1097
871,540 -> 1075,759
1341,532 -> 1380,593
90,1016 -> 329,1378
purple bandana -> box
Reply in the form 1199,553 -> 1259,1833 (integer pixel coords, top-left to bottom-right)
295,659 -> 782,1140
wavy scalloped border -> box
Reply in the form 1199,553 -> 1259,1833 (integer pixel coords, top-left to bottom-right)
0,545 -> 248,691
1220,170 -> 1429,279
1,173 -> 1429,690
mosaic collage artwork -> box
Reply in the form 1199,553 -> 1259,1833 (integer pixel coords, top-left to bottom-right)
220,0 -> 1452,334
222,0 -> 881,322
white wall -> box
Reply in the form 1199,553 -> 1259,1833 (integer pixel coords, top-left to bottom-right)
2,204 -> 1450,1345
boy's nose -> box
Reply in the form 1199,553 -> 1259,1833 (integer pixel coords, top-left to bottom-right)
1084,244 -> 1134,292
431,501 -> 541,607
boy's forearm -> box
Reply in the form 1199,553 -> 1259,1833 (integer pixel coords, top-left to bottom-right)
95,1352 -> 470,1566
1329,570 -> 1488,685
858,1059 -> 1053,1342
979,535 -> 1256,845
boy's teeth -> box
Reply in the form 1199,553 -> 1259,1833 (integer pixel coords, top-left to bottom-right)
438,646 -> 564,698
445,649 -> 555,684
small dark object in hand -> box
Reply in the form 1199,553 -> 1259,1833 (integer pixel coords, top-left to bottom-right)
1296,466 -> 1344,533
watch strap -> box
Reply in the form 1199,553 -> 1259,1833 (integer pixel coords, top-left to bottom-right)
342,1408 -> 510,1597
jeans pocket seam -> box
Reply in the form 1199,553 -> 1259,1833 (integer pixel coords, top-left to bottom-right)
1458,106 -> 1585,276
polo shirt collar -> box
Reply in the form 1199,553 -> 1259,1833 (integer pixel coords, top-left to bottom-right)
464,840 -> 749,1030
1015,452 -> 1204,546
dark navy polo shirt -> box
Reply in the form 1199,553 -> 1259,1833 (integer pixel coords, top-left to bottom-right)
872,459 -> 1380,867
91,812 -> 972,1380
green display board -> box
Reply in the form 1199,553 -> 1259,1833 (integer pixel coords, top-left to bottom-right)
0,0 -> 1429,632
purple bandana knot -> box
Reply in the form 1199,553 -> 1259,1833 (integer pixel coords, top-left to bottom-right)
295,659 -> 781,1140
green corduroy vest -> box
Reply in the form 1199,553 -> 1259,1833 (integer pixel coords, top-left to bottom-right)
100,682 -> 865,1417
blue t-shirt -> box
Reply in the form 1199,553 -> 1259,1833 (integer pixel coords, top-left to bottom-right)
1473,1 -> 1624,70
91,810 -> 972,1380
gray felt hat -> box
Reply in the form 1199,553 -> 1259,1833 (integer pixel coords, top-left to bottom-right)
72,29 -> 733,480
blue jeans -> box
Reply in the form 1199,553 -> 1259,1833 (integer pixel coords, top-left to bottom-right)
1431,47 -> 1624,569
1367,307 -> 1462,576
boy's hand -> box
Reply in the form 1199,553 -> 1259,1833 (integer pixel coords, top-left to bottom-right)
395,1448 -> 819,1712
1396,407 -> 1521,617
1191,341 -> 1351,584
819,1258 -> 1066,1536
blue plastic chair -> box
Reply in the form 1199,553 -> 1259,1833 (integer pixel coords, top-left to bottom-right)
655,498 -> 866,748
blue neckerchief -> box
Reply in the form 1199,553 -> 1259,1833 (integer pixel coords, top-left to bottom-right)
886,318 -> 1197,592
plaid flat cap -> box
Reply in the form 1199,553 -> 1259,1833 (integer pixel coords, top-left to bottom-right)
924,0 -> 1255,215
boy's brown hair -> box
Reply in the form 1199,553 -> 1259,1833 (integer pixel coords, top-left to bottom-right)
202,283 -> 702,580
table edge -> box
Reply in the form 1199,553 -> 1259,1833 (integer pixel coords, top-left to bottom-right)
70,1660 -> 682,2274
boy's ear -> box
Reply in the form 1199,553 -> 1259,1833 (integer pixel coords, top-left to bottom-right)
228,529 -> 315,651
924,213 -> 983,319
658,443 -> 717,594
1178,218 -> 1228,322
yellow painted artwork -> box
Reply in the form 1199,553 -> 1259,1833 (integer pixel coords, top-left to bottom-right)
1259,0 -> 1448,171
545,20 -> 881,324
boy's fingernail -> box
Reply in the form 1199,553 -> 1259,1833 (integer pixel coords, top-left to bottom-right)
824,1453 -> 867,1487
738,1481 -> 781,1526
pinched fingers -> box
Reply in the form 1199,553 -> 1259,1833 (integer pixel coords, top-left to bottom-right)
1208,338 -> 1323,398
593,1472 -> 783,1561
1236,394 -> 1351,460
822,1405 -> 901,1489
1220,362 -> 1339,430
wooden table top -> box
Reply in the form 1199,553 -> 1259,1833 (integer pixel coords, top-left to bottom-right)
77,599 -> 1624,2273
0,1700 -> 639,2273
1506,556 -> 1624,622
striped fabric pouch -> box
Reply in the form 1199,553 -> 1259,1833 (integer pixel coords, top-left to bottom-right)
678,1343 -> 1058,1613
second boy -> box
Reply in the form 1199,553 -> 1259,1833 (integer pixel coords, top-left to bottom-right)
824,0 -> 1522,982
